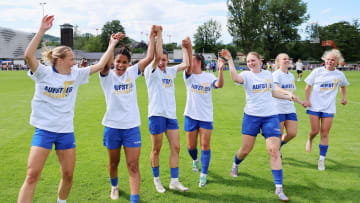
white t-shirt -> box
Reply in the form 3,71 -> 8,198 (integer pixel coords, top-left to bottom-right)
305,67 -> 349,114
100,64 -> 141,129
28,63 -> 90,133
183,71 -> 218,122
144,65 -> 178,119
296,62 -> 303,71
272,69 -> 296,114
239,70 -> 275,117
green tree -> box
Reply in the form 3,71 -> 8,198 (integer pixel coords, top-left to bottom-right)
305,20 -> 360,62
227,0 -> 308,59
262,0 -> 308,59
193,19 -> 222,54
100,20 -> 130,51
227,0 -> 265,54
84,36 -> 102,52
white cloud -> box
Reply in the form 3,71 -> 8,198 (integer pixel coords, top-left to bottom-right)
1,0 -> 232,44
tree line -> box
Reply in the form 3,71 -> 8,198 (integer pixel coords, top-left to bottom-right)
48,0 -> 360,62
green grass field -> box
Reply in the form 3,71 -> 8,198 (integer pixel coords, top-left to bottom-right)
0,70 -> 359,202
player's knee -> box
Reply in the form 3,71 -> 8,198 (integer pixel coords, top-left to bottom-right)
25,168 -> 41,185
267,147 -> 279,158
310,128 -> 319,135
171,144 -> 180,154
109,161 -> 119,170
127,161 -> 139,174
151,146 -> 161,156
61,170 -> 74,183
187,143 -> 197,150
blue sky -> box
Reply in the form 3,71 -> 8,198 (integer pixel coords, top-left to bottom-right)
0,0 -> 358,44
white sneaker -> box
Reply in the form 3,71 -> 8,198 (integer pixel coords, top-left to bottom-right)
154,179 -> 166,193
275,187 -> 289,201
199,175 -> 207,187
318,159 -> 325,171
192,160 -> 199,172
230,164 -> 238,177
297,78 -> 301,81
110,187 -> 119,200
169,181 -> 189,192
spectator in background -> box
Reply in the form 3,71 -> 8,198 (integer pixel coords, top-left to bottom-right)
295,59 -> 304,81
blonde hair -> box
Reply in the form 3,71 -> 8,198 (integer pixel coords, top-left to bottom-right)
321,49 -> 344,63
42,46 -> 72,66
247,51 -> 262,60
275,53 -> 289,70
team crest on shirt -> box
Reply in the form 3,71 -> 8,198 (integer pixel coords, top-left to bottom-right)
162,75 -> 173,88
191,83 -> 211,94
320,79 -> 338,91
113,77 -> 134,94
43,80 -> 74,99
252,79 -> 272,93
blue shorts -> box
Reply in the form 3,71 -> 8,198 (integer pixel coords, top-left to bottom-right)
184,116 -> 213,132
306,110 -> 334,118
148,116 -> 179,134
242,113 -> 281,139
103,126 -> 141,149
278,113 -> 298,122
31,128 -> 75,150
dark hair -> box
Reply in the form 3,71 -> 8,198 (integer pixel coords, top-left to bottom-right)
194,54 -> 205,71
115,46 -> 131,61
162,49 -> 168,58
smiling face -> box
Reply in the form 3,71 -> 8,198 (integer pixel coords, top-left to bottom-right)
325,53 -> 338,70
113,54 -> 130,76
278,54 -> 291,69
246,53 -> 261,72
158,54 -> 168,71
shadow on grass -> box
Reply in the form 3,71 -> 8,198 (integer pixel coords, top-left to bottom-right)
283,157 -> 360,174
169,170 -> 360,202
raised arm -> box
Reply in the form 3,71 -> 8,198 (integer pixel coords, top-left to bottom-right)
177,37 -> 192,72
184,38 -> 192,76
100,51 -> 113,76
303,84 -> 312,107
138,25 -> 156,72
152,26 -> 163,70
214,58 -> 224,88
220,49 -> 244,84
25,15 -> 54,73
90,33 -> 123,75
340,86 -> 347,105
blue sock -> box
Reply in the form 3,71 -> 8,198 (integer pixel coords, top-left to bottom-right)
187,148 -> 198,160
201,149 -> 211,174
110,177 -> 118,187
234,154 -> 243,165
319,144 -> 329,157
152,166 -> 160,178
130,194 -> 139,203
170,167 -> 179,178
271,169 -> 283,186
280,140 -> 286,147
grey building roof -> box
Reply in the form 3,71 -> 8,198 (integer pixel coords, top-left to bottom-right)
0,27 -> 34,59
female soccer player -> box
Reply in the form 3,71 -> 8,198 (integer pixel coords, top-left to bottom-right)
100,25 -> 159,202
303,49 -> 349,171
221,49 -> 293,201
184,53 -> 224,188
17,15 -> 121,203
273,53 -> 303,155
144,30 -> 192,193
